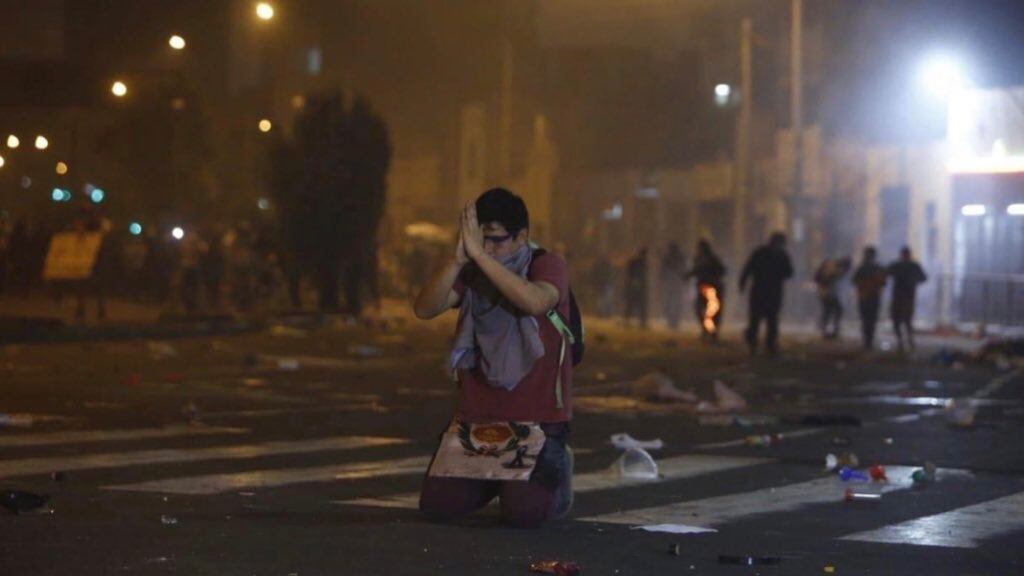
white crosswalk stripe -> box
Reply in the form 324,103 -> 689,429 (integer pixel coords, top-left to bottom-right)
0,436 -> 406,478
106,455 -> 430,495
336,454 -> 773,509
579,465 -> 929,528
0,424 -> 248,448
840,491 -> 1024,548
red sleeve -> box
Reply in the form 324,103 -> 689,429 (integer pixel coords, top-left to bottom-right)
529,252 -> 569,307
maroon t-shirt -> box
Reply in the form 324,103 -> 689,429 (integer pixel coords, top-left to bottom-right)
452,252 -> 573,423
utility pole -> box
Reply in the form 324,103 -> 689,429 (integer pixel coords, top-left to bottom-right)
790,0 -> 804,259
732,18 -> 753,265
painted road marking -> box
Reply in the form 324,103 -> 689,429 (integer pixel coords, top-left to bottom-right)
106,455 -> 430,495
0,436 -> 407,478
0,424 -> 248,448
579,465 -> 930,527
841,491 -> 1024,548
336,454 -> 773,509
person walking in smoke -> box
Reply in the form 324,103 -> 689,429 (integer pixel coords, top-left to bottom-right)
739,232 -> 793,355
888,246 -> 927,353
687,239 -> 726,340
659,242 -> 687,330
814,256 -> 851,340
624,247 -> 649,328
852,246 -> 888,351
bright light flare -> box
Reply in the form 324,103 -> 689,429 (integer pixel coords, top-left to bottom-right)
255,2 -> 274,20
129,222 -> 143,235
55,161 -> 68,175
6,135 -> 19,149
960,204 -> 986,217
0,155 -> 4,169
34,135 -> 48,150
700,284 -> 720,334
1008,204 -> 1024,216
920,56 -> 968,100
169,35 -> 186,50
258,119 -> 272,133
111,81 -> 128,97
171,227 -> 185,240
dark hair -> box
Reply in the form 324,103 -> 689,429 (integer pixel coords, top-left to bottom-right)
475,187 -> 529,236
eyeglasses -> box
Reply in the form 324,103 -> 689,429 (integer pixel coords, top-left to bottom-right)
483,233 -> 514,246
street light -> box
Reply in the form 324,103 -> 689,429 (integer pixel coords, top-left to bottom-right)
0,155 -> 4,169
168,35 -> 186,50
6,135 -> 18,149
171,227 -> 185,240
714,83 -> 732,107
258,119 -> 273,133
920,55 -> 968,100
111,80 -> 128,98
55,161 -> 68,175
255,2 -> 274,20
34,135 -> 48,150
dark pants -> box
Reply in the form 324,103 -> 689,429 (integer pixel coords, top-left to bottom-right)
624,288 -> 648,328
745,293 -> 781,353
859,296 -> 880,349
821,295 -> 842,339
420,423 -> 571,528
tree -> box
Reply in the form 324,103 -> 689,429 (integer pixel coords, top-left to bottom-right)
270,93 -> 391,312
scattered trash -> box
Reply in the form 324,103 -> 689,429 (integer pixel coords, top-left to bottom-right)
605,447 -> 659,480
1,490 -> 51,515
609,433 -> 663,451
843,488 -> 881,503
277,358 -> 300,371
669,543 -> 682,556
160,515 -> 178,525
824,563 -> 836,573
347,345 -> 384,358
745,433 -> 782,447
269,325 -> 309,338
699,415 -> 778,427
696,380 -> 748,413
181,402 -> 200,422
634,524 -> 716,535
793,413 -> 861,427
945,398 -> 977,427
529,560 -> 580,576
838,467 -> 870,482
911,462 -> 937,485
631,371 -> 698,403
718,556 -> 781,566
146,341 -> 178,358
825,452 -> 860,471
869,465 -> 888,482
830,436 -> 852,447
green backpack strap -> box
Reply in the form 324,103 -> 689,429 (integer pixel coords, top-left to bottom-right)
546,310 -> 575,409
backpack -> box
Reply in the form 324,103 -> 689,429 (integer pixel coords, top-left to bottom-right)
531,248 -> 585,366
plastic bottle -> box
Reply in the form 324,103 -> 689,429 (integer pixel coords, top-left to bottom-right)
837,467 -> 869,482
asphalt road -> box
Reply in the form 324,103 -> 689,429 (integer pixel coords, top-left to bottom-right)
1,315 -> 1022,575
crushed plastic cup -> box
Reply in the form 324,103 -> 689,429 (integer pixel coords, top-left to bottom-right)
838,467 -> 869,482
606,447 -> 659,480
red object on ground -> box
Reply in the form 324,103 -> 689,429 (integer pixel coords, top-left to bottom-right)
529,560 -> 581,576
869,465 -> 888,482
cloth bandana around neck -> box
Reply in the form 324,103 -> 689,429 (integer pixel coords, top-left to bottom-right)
450,244 -> 545,390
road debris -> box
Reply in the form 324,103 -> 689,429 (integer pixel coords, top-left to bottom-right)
269,325 -> 309,338
605,447 -> 659,480
1,490 -> 52,515
631,371 -> 698,403
696,380 -> 748,413
529,560 -> 580,575
633,524 -> 716,535
718,555 -> 781,566
609,433 -> 663,451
